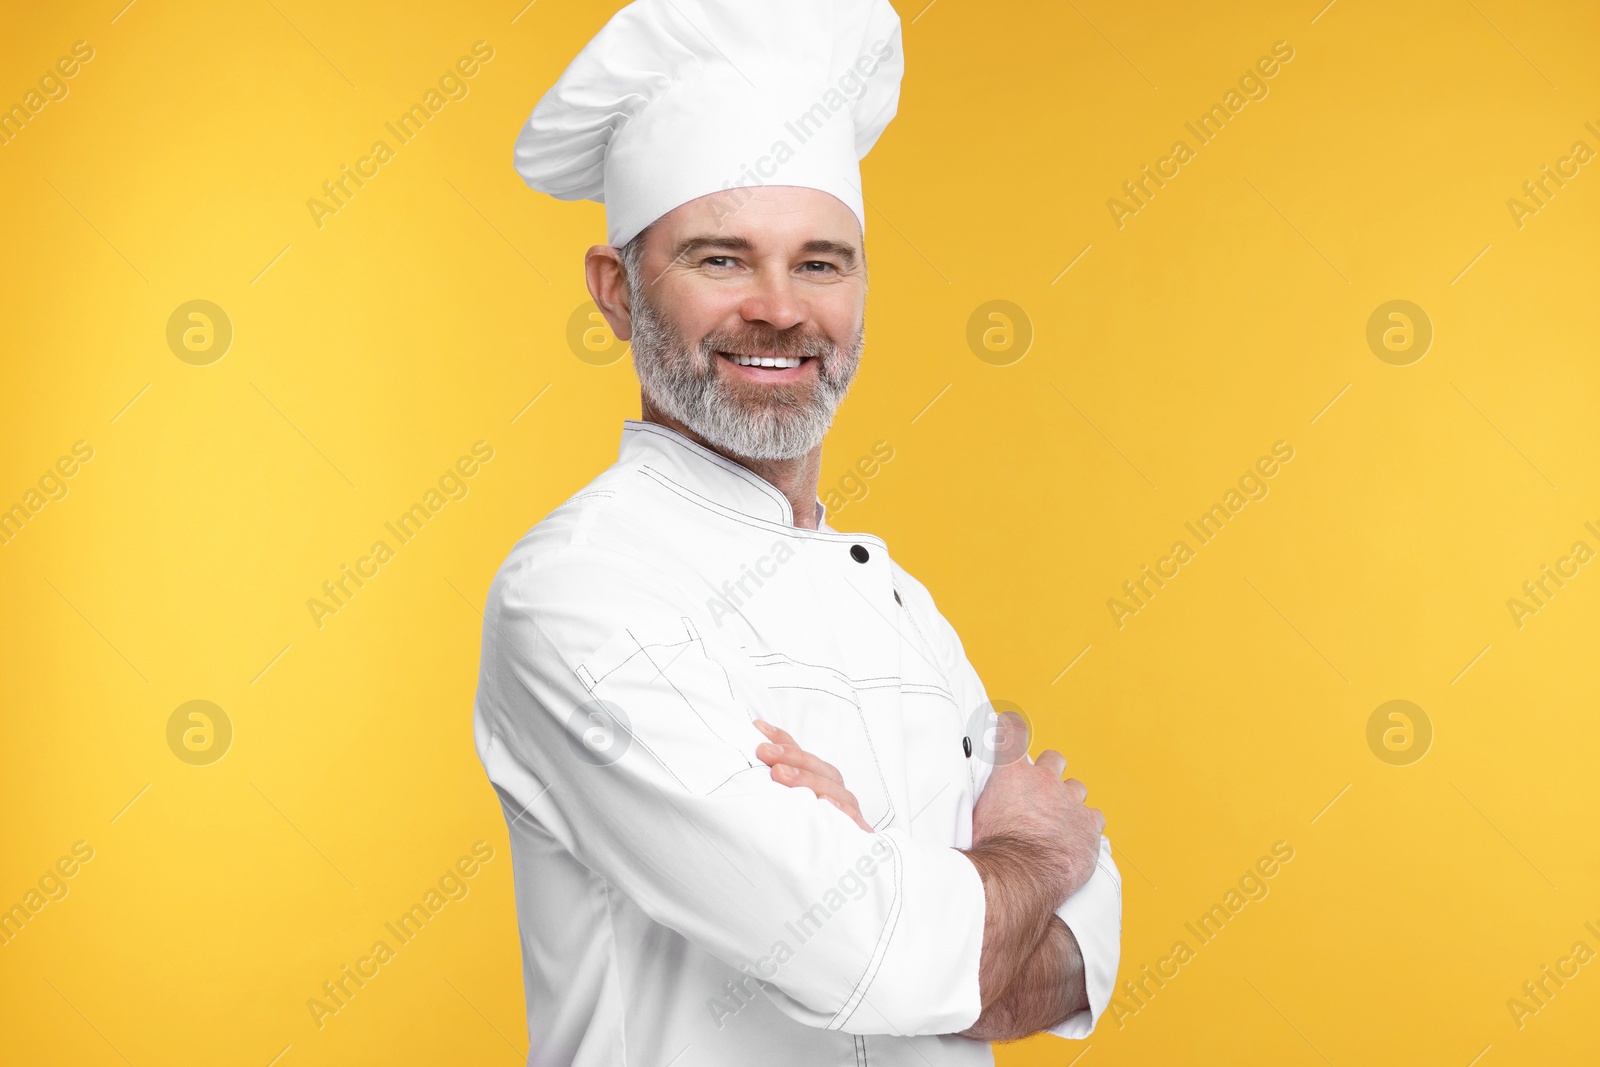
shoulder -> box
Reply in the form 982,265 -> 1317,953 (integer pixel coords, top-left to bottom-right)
484,461 -> 690,647
490,445 -> 679,585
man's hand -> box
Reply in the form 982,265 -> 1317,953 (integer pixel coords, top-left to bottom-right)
972,710 -> 1105,905
753,719 -> 872,833
962,710 -> 1105,1016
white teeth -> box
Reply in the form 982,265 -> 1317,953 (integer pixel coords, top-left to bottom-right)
726,353 -> 803,369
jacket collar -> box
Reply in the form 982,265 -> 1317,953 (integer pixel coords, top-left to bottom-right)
618,419 -> 829,529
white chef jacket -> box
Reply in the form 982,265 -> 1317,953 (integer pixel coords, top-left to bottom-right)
472,419 -> 1121,1067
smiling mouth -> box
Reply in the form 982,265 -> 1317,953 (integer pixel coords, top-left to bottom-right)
717,351 -> 813,369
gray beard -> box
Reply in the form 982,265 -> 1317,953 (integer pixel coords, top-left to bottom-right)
627,282 -> 863,461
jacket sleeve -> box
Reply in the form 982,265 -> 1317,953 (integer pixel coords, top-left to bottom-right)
1046,837 -> 1122,1038
895,565 -> 1123,1038
475,541 -> 987,1036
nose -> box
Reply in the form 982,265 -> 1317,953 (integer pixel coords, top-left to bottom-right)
738,263 -> 804,333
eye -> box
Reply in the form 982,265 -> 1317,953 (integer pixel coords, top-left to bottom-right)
800,260 -> 838,273
700,255 -> 737,269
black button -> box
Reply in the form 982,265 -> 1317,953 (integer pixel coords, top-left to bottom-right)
963,736 -> 973,758
849,544 -> 870,563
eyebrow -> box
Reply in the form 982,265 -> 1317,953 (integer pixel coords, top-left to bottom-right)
799,239 -> 859,268
670,234 -> 858,268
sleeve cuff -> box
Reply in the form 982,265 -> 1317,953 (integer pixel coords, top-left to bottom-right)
831,835 -> 987,1035
1046,836 -> 1122,1039
760,835 -> 987,1036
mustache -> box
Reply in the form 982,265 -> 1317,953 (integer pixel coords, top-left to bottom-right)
700,326 -> 838,361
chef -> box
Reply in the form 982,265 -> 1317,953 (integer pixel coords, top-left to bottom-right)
473,1 -> 1122,1063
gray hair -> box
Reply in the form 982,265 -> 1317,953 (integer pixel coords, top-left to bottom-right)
618,226 -> 651,302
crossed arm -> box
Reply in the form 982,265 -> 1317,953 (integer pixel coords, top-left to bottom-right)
753,720 -> 1090,1042
960,911 -> 1086,1040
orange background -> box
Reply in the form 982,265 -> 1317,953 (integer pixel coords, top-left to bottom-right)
2,1 -> 1597,1063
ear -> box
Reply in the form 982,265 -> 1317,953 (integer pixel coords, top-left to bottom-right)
585,245 -> 633,341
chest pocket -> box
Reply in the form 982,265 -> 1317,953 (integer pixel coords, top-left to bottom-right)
742,652 -> 896,831
892,596 -> 980,841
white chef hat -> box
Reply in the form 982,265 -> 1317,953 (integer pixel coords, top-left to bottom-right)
513,0 -> 905,249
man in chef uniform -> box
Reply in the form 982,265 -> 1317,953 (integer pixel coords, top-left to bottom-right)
472,1 -> 1122,1063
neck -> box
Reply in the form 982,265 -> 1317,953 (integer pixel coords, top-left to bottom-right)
639,397 -> 823,530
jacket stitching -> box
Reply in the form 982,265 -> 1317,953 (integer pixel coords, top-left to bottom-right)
574,662 -> 693,795
586,635 -> 694,686
745,650 -> 897,679
683,617 -> 737,703
748,654 -> 955,703
601,880 -> 631,1066
764,684 -> 861,706
765,677 -> 899,695
580,629 -> 754,793
830,831 -> 906,1029
641,466 -> 887,548
895,601 -> 946,686
624,420 -> 796,520
899,682 -> 958,703
745,650 -> 900,688
1096,859 -> 1124,899
626,629 -> 755,779
705,764 -> 771,795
